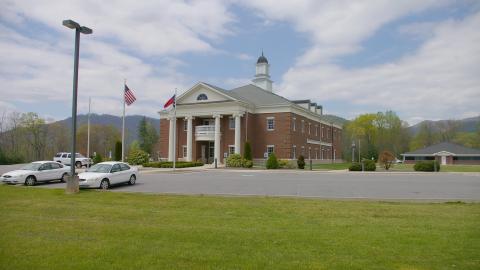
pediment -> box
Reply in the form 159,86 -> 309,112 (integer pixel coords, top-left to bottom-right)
176,83 -> 235,105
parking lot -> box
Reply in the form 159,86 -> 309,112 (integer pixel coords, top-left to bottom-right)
2,164 -> 479,201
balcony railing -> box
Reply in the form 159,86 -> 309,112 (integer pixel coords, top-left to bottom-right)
195,125 -> 215,141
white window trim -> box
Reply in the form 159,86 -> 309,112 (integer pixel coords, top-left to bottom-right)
229,117 -> 235,130
315,125 -> 318,136
266,145 -> 275,155
292,117 -> 296,131
228,145 -> 235,155
182,145 -> 187,157
292,145 -> 296,159
267,117 -> 275,131
308,122 -> 311,135
301,120 -> 305,133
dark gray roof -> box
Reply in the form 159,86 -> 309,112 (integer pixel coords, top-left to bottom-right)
403,142 -> 480,155
257,52 -> 268,64
199,82 -> 344,126
230,84 -> 292,106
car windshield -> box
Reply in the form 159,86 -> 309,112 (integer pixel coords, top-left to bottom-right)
86,164 -> 112,173
20,163 -> 43,171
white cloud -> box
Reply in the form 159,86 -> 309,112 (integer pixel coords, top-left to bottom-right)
278,12 -> 480,125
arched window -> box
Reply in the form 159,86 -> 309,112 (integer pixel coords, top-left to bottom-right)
197,94 -> 208,101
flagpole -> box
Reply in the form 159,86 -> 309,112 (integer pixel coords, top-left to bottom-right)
87,96 -> 91,166
122,79 -> 126,162
173,88 -> 177,171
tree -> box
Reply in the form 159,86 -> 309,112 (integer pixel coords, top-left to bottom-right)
138,117 -> 158,155
379,150 -> 395,170
114,141 -> 122,161
410,122 -> 437,151
243,141 -> 252,161
20,112 -> 46,160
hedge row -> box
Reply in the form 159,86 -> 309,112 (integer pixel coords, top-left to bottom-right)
225,154 -> 253,168
143,161 -> 204,168
349,160 -> 376,171
414,161 -> 440,172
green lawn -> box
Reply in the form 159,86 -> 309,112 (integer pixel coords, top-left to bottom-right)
0,186 -> 479,269
385,164 -> 480,172
312,162 -> 351,170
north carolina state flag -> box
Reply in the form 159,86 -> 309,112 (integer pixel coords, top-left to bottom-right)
163,94 -> 175,108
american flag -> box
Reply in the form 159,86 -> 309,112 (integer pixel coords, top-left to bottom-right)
124,84 -> 136,106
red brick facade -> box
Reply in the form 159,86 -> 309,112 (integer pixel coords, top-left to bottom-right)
159,112 -> 342,163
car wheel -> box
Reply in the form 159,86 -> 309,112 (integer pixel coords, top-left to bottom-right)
100,179 -> 110,190
25,176 -> 36,186
75,161 -> 82,168
60,173 -> 68,183
128,175 -> 136,185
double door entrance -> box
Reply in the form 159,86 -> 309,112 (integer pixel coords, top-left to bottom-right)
200,141 -> 215,164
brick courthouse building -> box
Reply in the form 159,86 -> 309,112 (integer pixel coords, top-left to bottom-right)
158,54 -> 343,164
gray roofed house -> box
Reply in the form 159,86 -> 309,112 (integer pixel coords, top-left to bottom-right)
401,142 -> 480,165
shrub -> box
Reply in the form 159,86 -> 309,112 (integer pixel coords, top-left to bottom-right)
226,154 -> 243,167
244,141 -> 252,161
297,155 -> 305,169
127,149 -> 149,165
266,153 -> 279,169
0,150 -> 24,165
278,159 -> 296,169
142,161 -> 203,168
92,153 -> 102,164
349,163 -> 362,171
379,150 -> 395,170
414,161 -> 440,172
363,159 -> 376,171
243,160 -> 253,168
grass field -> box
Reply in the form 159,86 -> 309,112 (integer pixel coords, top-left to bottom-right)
312,162 -> 351,170
386,164 -> 480,172
0,185 -> 479,269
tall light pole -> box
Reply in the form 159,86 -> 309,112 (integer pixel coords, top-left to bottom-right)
351,141 -> 356,163
63,19 -> 92,194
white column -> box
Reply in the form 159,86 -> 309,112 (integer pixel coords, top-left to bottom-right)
214,114 -> 222,163
186,116 -> 193,162
234,114 -> 241,154
168,117 -> 174,161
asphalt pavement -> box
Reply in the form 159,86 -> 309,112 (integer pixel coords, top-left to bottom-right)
3,165 -> 479,201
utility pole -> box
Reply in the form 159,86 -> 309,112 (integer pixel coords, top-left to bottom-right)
87,97 -> 91,165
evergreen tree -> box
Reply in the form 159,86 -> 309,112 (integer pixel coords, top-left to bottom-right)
243,141 -> 252,161
138,117 -> 158,155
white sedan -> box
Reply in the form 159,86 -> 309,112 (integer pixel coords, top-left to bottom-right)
1,161 -> 70,186
78,161 -> 138,190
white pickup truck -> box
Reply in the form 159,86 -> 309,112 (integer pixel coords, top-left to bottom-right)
53,152 -> 93,168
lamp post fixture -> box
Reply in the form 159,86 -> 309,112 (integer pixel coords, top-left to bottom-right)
63,19 -> 92,194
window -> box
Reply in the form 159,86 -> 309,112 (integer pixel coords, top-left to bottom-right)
292,145 -> 296,159
301,146 -> 305,155
197,93 -> 208,100
327,128 -> 330,139
292,117 -> 296,131
267,145 -> 275,156
55,153 -> 62,158
50,162 -> 61,169
301,120 -> 305,133
228,145 -> 235,155
308,123 -> 311,134
267,117 -> 275,131
321,126 -> 324,138
308,147 -> 311,159
315,149 -> 318,159
61,153 -> 68,158
182,146 -> 187,157
120,163 -> 131,171
229,117 -> 235,129
184,119 -> 188,131
111,164 -> 121,173
315,125 -> 318,136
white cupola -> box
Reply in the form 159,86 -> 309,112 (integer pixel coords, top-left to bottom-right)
252,52 -> 273,92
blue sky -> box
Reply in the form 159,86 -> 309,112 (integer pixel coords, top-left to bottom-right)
1,0 -> 479,124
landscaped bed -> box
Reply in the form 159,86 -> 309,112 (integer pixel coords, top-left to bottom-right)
0,185 -> 478,269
